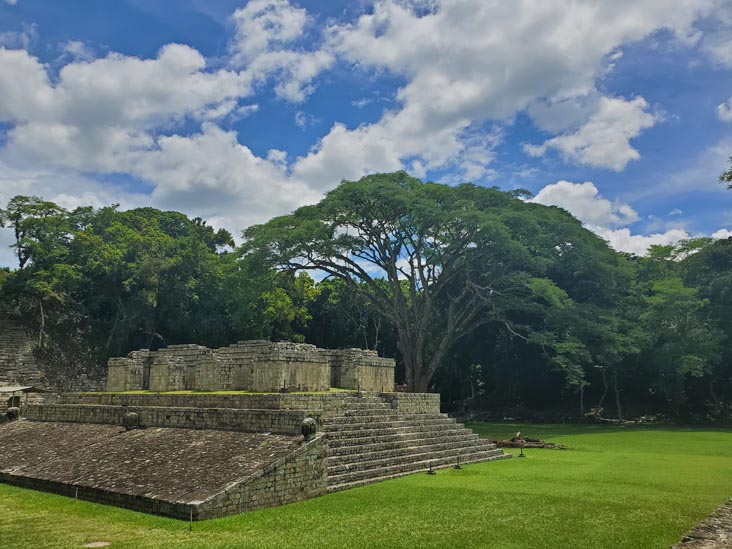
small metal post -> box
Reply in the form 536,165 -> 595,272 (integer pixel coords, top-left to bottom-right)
453,455 -> 462,470
427,461 -> 436,475
189,508 -> 193,532
518,443 -> 525,458
75,487 -> 78,500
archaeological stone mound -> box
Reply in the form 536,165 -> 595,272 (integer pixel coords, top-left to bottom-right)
106,340 -> 396,393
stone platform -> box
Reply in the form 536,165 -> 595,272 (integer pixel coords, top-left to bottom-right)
0,391 -> 509,519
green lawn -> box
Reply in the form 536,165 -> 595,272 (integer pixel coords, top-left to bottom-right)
1,423 -> 730,548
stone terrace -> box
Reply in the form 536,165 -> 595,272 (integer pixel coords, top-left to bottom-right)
0,420 -> 321,519
0,392 -> 509,519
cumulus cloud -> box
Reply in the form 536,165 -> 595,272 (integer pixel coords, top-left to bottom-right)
62,40 -> 95,62
712,228 -> 732,239
528,179 -> 721,256
228,0 -> 334,102
700,4 -> 732,66
717,96 -> 732,122
531,180 -> 640,227
592,227 -> 691,255
0,0 -> 730,265
524,97 -> 660,170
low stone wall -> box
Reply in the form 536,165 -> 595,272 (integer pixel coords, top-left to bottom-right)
60,392 -> 363,417
381,393 -> 441,414
0,471 -> 194,519
195,435 -> 328,520
25,404 -> 307,435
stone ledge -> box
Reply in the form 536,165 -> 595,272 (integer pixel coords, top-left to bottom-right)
24,404 -> 308,435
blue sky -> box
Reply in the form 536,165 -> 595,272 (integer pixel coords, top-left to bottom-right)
0,0 -> 731,266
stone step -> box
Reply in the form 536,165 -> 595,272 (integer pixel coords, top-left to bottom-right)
327,453 -> 511,493
326,428 -> 479,448
327,431 -> 481,455
328,445 -> 504,475
322,415 -> 457,431
323,413 -> 452,424
327,450 -> 510,488
338,406 -> 395,415
324,421 -> 465,438
329,438 -> 495,464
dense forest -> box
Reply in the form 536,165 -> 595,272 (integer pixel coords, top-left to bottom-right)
1,172 -> 730,421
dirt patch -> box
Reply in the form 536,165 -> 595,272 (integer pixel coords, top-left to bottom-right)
674,500 -> 732,548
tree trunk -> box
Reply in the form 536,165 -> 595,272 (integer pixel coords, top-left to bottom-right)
709,378 -> 721,415
613,371 -> 622,421
38,297 -> 45,348
597,368 -> 609,411
579,385 -> 585,415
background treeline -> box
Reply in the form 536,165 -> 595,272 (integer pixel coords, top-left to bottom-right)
1,173 -> 730,421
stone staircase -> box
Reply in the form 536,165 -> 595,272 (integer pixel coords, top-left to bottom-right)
323,395 -> 509,492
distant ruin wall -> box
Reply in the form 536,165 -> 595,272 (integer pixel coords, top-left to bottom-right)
107,341 -> 394,393
0,310 -> 106,396
0,311 -> 44,389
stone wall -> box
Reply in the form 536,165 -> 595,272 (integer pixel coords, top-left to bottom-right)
59,392 -> 383,418
24,404 -> 308,435
381,392 -> 441,414
0,309 -> 106,396
107,350 -> 151,391
195,435 -> 328,520
329,348 -> 395,392
0,311 -> 44,389
107,341 -> 393,393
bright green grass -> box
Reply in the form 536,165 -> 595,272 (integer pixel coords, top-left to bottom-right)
1,423 -> 730,548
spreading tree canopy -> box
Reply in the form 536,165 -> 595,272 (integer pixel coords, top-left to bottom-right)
243,171 -> 625,392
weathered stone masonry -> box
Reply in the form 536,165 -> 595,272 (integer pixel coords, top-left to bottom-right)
107,341 -> 395,393
0,310 -> 105,395
0,391 -> 509,520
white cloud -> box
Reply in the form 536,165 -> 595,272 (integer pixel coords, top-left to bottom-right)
717,96 -> 732,122
228,0 -> 334,102
0,0 -> 730,266
294,110 -> 318,129
712,228 -> 732,239
700,4 -> 732,66
62,40 -> 95,62
528,179 -> 722,256
669,208 -> 684,216
531,180 -> 640,227
0,45 -> 250,172
288,0 -> 719,186
2,0 -> 18,5
0,24 -> 36,49
525,97 -> 660,170
592,227 -> 691,255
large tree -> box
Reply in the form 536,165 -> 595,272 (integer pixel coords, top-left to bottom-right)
243,172 -> 552,392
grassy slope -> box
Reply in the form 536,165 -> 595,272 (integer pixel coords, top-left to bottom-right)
1,423 -> 730,549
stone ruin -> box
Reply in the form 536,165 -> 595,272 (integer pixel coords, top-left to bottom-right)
1,336 -> 511,521
107,340 -> 396,393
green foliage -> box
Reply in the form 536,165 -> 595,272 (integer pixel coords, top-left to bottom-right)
1,172 -> 731,416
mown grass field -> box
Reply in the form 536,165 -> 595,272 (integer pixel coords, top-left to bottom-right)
1,423 -> 730,548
